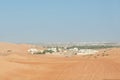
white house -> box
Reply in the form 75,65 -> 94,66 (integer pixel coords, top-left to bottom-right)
77,49 -> 98,55
47,48 -> 57,52
28,48 -> 38,54
69,48 -> 79,51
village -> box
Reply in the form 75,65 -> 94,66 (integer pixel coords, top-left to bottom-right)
27,42 -> 120,56
27,46 -> 99,56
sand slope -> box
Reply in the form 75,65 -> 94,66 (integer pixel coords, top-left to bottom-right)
0,42 -> 32,55
0,42 -> 120,80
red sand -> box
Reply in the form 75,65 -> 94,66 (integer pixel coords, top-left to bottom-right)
0,42 -> 120,80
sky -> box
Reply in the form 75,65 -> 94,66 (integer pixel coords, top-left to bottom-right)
0,0 -> 120,43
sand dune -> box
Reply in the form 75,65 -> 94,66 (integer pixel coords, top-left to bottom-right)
0,42 -> 120,80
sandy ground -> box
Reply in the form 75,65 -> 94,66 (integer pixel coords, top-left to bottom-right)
0,42 -> 120,80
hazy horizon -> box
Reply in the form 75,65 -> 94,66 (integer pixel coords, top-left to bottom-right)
0,0 -> 120,43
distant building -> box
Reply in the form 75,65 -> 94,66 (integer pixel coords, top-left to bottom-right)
28,48 -> 38,54
47,48 -> 57,52
69,48 -> 79,51
77,49 -> 98,55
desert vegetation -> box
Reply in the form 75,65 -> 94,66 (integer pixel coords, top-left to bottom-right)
67,45 -> 120,50
34,50 -> 54,54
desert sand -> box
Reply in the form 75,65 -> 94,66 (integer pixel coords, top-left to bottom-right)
0,42 -> 120,80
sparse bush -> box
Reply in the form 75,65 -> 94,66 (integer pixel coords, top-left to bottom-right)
105,54 -> 109,56
43,50 -> 54,54
94,56 -> 97,59
34,50 -> 54,54
34,51 -> 45,54
102,53 -> 105,56
96,54 -> 99,56
7,50 -> 12,52
101,53 -> 109,56
67,45 -> 118,50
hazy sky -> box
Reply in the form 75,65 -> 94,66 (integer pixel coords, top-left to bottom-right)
0,0 -> 120,43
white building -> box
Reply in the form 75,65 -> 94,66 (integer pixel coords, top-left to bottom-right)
47,48 -> 57,52
28,48 -> 38,54
77,49 -> 98,55
69,48 -> 79,51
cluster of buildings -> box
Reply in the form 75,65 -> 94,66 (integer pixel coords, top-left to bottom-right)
28,47 -> 99,56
